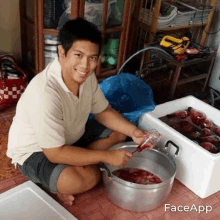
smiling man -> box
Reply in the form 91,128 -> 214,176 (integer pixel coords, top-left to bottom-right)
7,18 -> 155,206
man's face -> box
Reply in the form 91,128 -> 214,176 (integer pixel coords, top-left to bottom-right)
58,40 -> 99,87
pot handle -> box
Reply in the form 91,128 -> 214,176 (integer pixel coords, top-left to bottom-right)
165,140 -> 179,156
99,163 -> 112,178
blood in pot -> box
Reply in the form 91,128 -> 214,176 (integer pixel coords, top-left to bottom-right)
112,168 -> 162,185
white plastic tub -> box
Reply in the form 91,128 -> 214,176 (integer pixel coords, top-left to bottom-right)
138,95 -> 220,198
0,181 -> 76,220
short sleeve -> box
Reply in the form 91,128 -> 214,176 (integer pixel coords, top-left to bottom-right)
90,73 -> 109,114
30,87 -> 65,149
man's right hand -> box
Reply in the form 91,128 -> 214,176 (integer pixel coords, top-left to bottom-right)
105,149 -> 132,167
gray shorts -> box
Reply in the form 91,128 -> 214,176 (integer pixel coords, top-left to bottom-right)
17,119 -> 112,194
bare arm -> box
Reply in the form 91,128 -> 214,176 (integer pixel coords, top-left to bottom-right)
94,105 -> 137,138
43,145 -> 106,166
43,144 -> 132,167
94,105 -> 160,145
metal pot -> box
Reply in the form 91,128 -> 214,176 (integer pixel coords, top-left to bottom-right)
100,141 -> 179,212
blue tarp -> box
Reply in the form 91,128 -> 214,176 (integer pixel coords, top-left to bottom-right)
99,73 -> 155,125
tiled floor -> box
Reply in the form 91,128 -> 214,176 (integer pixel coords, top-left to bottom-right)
0,104 -> 21,181
1,102 -> 220,220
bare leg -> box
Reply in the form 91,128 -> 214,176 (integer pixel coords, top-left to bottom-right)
56,194 -> 75,207
56,131 -> 126,206
56,164 -> 101,206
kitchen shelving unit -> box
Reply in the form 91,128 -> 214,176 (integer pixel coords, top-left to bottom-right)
19,0 -> 133,80
124,0 -> 218,100
127,0 -> 217,59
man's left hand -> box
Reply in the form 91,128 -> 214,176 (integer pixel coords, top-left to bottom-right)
131,127 -> 161,145
131,128 -> 149,145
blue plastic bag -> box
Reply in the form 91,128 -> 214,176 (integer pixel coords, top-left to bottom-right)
98,73 -> 155,125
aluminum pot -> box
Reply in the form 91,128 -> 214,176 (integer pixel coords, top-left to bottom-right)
100,141 -> 179,212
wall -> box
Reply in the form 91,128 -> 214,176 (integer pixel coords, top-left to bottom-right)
0,0 -> 21,60
206,0 -> 220,50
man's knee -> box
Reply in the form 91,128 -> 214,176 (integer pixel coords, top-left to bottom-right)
57,164 -> 101,194
84,164 -> 101,189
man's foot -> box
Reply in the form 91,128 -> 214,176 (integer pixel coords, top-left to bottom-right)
57,193 -> 75,206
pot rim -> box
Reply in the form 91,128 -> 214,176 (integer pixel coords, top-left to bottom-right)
103,142 -> 177,189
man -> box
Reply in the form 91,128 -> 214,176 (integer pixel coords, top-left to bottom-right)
7,18 -> 156,206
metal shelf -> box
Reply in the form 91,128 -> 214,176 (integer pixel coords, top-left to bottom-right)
138,20 -> 208,33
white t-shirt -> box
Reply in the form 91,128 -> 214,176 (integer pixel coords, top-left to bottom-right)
7,58 -> 109,166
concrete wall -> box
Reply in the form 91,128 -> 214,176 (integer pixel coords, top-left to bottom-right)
0,0 -> 21,60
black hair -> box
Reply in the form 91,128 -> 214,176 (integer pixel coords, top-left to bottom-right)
58,18 -> 102,56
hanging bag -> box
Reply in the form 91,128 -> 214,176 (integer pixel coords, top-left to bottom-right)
0,55 -> 27,110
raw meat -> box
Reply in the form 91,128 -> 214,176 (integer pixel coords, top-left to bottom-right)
190,131 -> 201,139
200,135 -> 220,144
170,122 -> 183,132
200,119 -> 213,129
167,110 -> 189,119
188,107 -> 206,126
170,121 -> 194,133
200,142 -> 218,153
213,127 -> 220,136
160,107 -> 220,154
180,121 -> 194,133
200,128 -> 212,137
